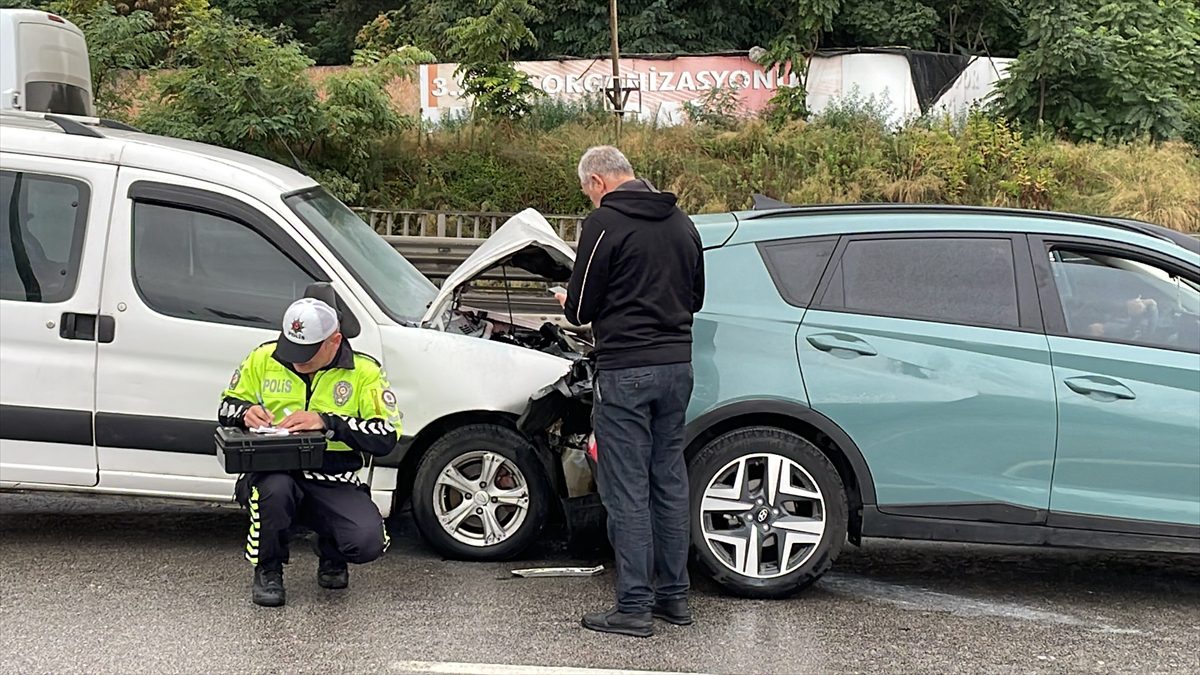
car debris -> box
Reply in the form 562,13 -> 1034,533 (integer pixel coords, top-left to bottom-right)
511,565 -> 605,578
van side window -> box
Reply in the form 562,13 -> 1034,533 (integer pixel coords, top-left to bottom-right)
0,170 -> 90,303
132,202 -> 316,329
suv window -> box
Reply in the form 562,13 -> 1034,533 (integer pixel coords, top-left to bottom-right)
0,170 -> 90,303
758,237 -> 838,307
820,237 -> 1020,328
1049,248 -> 1200,352
132,203 -> 316,329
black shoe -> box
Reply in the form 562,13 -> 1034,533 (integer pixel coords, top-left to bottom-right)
317,558 -> 349,590
652,598 -> 694,626
581,607 -> 653,638
252,566 -> 285,607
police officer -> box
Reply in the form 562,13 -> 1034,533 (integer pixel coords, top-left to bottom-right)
218,286 -> 401,607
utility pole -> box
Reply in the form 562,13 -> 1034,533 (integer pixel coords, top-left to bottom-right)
608,0 -> 622,140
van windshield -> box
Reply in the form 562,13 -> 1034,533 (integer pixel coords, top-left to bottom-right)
285,188 -> 436,324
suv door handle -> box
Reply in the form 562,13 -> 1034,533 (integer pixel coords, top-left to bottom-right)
806,333 -> 878,357
1063,376 -> 1136,401
59,313 -> 115,343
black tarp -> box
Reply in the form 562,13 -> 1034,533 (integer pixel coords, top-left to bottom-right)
903,52 -> 972,115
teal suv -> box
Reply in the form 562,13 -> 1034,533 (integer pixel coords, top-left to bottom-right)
678,204 -> 1199,597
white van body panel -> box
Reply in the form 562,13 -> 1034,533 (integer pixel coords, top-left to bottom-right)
0,111 -> 570,522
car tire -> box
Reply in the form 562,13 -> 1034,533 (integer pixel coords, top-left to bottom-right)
412,424 -> 552,561
688,426 -> 848,599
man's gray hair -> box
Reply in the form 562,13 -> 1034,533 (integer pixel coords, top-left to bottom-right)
577,145 -> 634,183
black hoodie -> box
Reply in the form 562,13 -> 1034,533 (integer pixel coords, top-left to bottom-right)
564,179 -> 705,370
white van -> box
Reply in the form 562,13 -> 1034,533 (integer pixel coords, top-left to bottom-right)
0,110 -> 593,561
0,9 -> 95,117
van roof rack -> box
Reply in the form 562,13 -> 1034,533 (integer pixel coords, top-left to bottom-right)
96,118 -> 140,132
43,113 -> 104,138
6,111 -> 144,137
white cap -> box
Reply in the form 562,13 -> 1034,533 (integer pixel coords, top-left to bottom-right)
275,298 -> 339,363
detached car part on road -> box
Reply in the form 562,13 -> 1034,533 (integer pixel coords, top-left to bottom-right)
2,111 -> 1197,601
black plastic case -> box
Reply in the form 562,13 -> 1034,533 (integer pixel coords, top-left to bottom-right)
215,426 -> 327,473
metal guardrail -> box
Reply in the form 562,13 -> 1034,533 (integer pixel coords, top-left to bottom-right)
359,208 -> 587,242
388,235 -> 568,314
387,235 -> 577,284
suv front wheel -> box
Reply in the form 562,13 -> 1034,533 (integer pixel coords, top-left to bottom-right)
688,426 -> 848,598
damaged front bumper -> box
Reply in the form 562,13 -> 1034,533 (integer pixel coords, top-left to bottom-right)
517,354 -> 606,546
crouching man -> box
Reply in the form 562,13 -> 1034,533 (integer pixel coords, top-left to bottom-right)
218,292 -> 401,607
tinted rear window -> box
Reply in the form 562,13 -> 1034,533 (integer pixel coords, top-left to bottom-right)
24,81 -> 91,116
819,237 -> 1020,328
758,238 -> 838,307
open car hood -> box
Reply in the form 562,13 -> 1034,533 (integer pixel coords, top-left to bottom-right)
421,208 -> 577,327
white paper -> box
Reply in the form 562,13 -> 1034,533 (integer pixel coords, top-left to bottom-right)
250,426 -> 290,436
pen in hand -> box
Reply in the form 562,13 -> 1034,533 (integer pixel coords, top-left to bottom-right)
251,392 -> 275,428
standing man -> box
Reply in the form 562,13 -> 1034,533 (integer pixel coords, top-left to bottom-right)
218,285 -> 401,607
559,146 -> 705,637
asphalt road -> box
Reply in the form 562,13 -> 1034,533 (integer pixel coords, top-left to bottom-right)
1,492 -> 1197,675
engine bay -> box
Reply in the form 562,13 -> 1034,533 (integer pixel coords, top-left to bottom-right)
442,288 -> 593,361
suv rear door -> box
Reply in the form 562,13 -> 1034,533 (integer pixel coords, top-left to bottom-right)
795,232 -> 1059,521
0,155 -> 114,486
1030,235 -> 1200,536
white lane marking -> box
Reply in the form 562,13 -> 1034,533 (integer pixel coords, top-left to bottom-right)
391,662 -> 709,675
820,573 -> 1144,635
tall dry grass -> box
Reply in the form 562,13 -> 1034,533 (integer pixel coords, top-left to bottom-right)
369,108 -> 1200,231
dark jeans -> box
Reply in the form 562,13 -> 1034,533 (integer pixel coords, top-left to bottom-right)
593,362 -> 694,613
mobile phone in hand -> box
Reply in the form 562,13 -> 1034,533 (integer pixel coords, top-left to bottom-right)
548,285 -> 567,296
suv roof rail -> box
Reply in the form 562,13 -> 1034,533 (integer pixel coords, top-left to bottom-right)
43,113 -> 104,138
1108,217 -> 1200,254
738,202 -> 1196,252
750,193 -> 790,210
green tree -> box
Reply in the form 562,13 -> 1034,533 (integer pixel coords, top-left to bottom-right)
533,0 -> 775,58
930,0 -> 1022,56
997,0 -> 1200,142
315,46 -> 434,200
30,2 -> 170,117
833,0 -> 939,50
212,0 -> 349,61
307,0 -> 398,65
759,0 -> 843,126
134,9 -> 427,200
445,0 -> 543,121
56,2 -> 168,116
355,1 -> 475,59
135,9 -> 321,157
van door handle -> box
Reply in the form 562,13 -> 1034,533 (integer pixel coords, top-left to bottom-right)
59,313 -> 115,343
1063,376 -> 1135,401
806,333 -> 878,357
